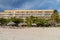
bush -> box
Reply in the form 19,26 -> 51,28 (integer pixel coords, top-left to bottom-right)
11,17 -> 24,27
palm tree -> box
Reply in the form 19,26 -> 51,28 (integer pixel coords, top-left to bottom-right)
51,10 -> 59,26
25,16 -> 33,26
25,16 -> 37,26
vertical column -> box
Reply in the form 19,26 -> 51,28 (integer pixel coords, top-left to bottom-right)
42,11 -> 44,17
13,11 -> 15,17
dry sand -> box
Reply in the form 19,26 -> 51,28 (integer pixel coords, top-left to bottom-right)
0,27 -> 60,40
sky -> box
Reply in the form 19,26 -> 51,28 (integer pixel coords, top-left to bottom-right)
0,0 -> 60,12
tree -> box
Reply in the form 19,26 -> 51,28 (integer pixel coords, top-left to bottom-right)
0,18 -> 10,26
25,16 -> 50,27
25,16 -> 37,26
25,16 -> 33,26
12,17 -> 24,26
51,10 -> 59,22
51,10 -> 59,26
35,17 -> 48,27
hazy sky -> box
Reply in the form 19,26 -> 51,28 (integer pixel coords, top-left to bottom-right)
0,0 -> 60,12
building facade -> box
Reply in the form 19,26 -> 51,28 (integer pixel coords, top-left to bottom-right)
0,10 -> 54,19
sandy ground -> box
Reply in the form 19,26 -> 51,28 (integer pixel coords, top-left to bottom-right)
0,27 -> 60,40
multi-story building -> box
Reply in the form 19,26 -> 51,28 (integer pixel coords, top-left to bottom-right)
0,10 -> 55,19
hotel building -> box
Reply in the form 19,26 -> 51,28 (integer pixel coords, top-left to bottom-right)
0,10 -> 55,19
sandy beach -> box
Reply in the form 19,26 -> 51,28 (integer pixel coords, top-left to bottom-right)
0,27 -> 60,40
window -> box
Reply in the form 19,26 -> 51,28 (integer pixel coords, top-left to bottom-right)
30,11 -> 33,13
26,11 -> 29,13
38,11 -> 42,13
44,13 -> 50,16
21,11 -> 24,13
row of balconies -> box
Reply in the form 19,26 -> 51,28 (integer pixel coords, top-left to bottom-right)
4,10 -> 54,13
0,12 -> 53,19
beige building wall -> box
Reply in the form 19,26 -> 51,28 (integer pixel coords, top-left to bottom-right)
0,10 -> 54,19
